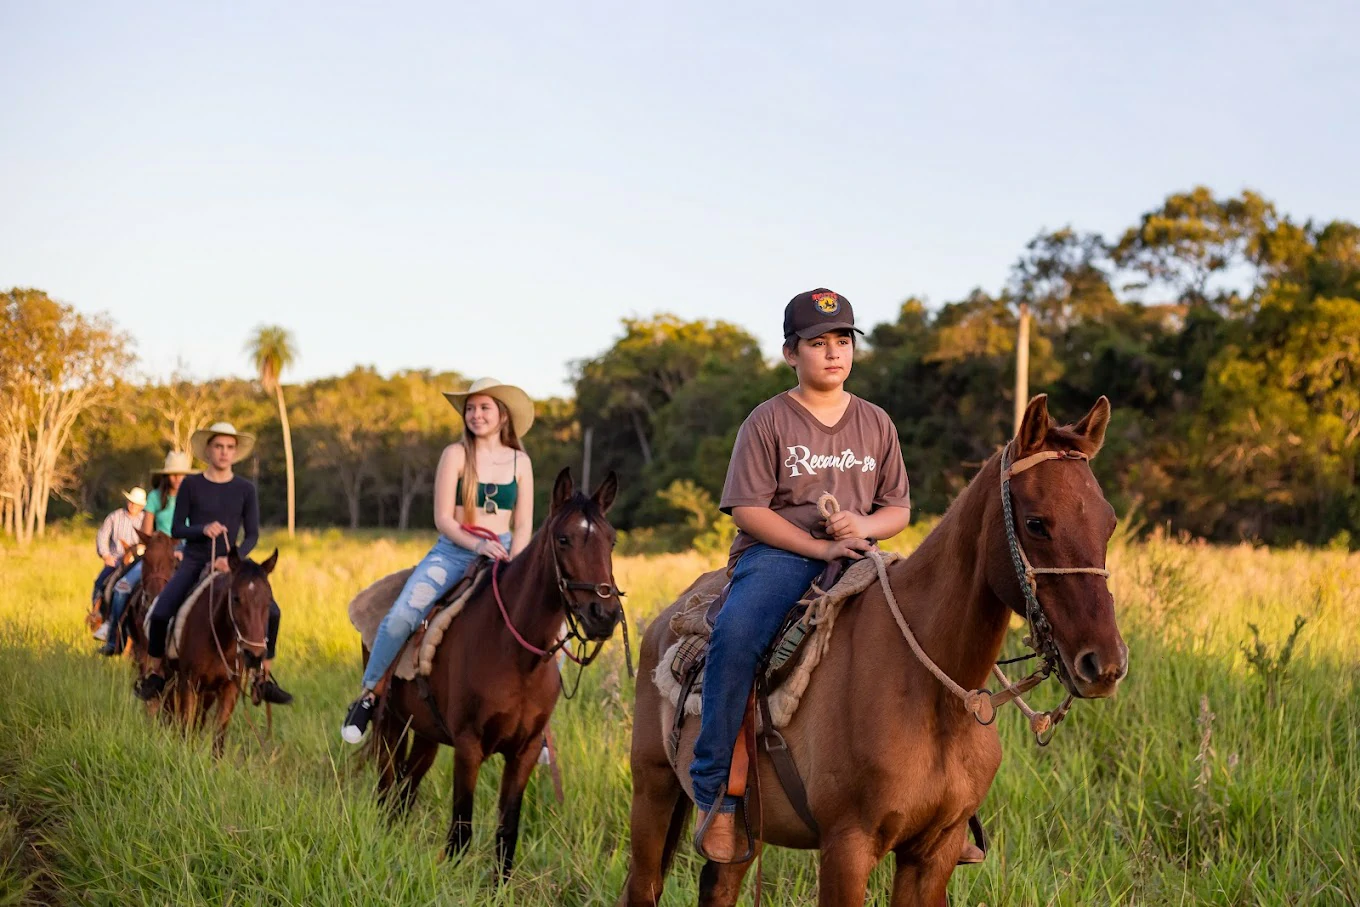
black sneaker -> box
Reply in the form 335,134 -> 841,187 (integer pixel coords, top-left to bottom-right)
134,673 -> 166,701
254,676 -> 294,706
341,694 -> 376,744
99,639 -> 118,657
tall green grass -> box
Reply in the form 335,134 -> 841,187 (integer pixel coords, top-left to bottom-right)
1,529 -> 1357,905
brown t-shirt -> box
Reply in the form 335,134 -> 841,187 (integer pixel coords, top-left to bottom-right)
720,391 -> 911,566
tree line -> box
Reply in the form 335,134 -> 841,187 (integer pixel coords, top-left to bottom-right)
3,186 -> 1357,549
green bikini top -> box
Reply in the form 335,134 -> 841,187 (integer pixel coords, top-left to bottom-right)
455,451 -> 519,513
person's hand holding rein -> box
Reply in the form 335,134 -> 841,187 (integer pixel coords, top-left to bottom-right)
821,537 -> 873,561
825,510 -> 872,540
203,521 -> 228,540
475,537 -> 510,561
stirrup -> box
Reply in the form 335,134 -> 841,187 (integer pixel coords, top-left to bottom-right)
692,788 -> 755,864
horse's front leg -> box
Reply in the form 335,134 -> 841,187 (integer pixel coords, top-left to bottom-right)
818,828 -> 879,907
494,742 -> 540,881
446,740 -> 484,859
212,683 -> 239,757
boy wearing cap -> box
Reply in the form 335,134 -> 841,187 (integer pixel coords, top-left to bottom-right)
134,423 -> 292,705
690,288 -> 915,862
91,488 -> 148,639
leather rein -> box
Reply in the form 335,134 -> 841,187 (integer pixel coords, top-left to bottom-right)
463,524 -> 633,678
866,440 -> 1111,745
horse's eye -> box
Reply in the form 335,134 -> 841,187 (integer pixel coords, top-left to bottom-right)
1025,517 -> 1049,538
556,535 -> 569,547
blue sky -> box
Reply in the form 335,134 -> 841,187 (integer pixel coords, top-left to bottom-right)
2,1 -> 1355,397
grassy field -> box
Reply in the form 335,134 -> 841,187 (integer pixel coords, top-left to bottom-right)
1,527 -> 1357,906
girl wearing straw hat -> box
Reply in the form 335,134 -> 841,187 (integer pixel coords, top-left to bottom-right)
341,378 -> 536,744
101,451 -> 198,656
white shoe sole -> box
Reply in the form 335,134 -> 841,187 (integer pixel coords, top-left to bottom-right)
341,725 -> 364,745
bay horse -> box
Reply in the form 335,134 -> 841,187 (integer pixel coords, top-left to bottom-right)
621,395 -> 1129,907
120,529 -> 179,664
161,548 -> 279,755
366,468 -> 625,879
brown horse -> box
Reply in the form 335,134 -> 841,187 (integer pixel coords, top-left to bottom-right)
621,395 -> 1129,907
161,548 -> 279,755
367,468 -> 625,878
120,530 -> 179,664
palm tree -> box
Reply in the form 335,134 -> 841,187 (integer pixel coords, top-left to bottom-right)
246,326 -> 297,538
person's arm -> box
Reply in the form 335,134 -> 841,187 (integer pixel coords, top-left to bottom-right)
171,480 -> 204,541
140,507 -> 156,535
509,454 -> 534,558
96,513 -> 115,561
432,445 -> 498,556
237,482 -> 259,558
732,506 -> 872,561
826,416 -> 913,543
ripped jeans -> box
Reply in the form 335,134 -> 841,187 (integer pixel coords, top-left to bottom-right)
361,533 -> 511,690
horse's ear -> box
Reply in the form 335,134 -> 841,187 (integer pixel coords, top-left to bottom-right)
260,548 -> 279,575
1015,394 -> 1052,454
1072,396 -> 1111,455
136,528 -> 153,545
227,549 -> 242,571
591,471 -> 619,515
551,467 -> 574,514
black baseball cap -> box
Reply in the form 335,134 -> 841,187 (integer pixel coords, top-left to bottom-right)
783,288 -> 862,341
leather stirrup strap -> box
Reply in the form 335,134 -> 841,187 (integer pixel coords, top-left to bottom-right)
415,674 -> 457,745
756,676 -> 819,836
727,693 -> 754,797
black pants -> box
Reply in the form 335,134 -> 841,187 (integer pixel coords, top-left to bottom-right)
148,553 -> 281,661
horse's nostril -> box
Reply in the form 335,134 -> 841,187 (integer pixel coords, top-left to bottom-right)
1075,649 -> 1103,683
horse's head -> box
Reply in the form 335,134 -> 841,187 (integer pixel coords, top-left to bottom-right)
543,467 -> 624,642
136,530 -> 179,578
993,395 -> 1128,699
225,548 -> 278,669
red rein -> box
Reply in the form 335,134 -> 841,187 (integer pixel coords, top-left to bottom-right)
462,524 -> 585,665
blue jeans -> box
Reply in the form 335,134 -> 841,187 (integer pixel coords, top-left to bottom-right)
108,560 -> 143,647
690,543 -> 825,813
361,533 -> 511,690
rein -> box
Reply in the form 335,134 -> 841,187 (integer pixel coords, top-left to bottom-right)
826,440 -> 1112,745
461,523 -> 632,678
204,537 -> 274,749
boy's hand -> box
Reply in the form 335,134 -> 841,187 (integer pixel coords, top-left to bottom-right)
825,511 -> 871,540
820,537 -> 873,562
102,554 -> 117,567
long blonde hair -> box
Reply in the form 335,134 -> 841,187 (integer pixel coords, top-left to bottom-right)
460,398 -> 524,520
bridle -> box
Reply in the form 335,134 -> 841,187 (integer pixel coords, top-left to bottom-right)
464,523 -> 633,685
206,538 -> 271,682
867,439 -> 1113,745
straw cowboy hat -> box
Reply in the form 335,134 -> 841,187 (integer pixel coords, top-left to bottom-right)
190,422 -> 257,464
443,378 -> 535,438
151,451 -> 200,476
123,487 -> 148,508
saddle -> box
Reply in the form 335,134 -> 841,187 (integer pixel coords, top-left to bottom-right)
347,557 -> 490,683
658,554 -> 901,844
142,568 -> 217,661
655,553 -> 898,728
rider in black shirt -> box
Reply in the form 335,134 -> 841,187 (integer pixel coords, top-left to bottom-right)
135,423 -> 293,705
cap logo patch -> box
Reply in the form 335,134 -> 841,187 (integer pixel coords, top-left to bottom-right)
812,291 -> 840,315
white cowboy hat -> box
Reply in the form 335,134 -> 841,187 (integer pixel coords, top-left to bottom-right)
123,487 -> 148,508
190,422 -> 257,464
151,450 -> 200,476
443,378 -> 535,438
